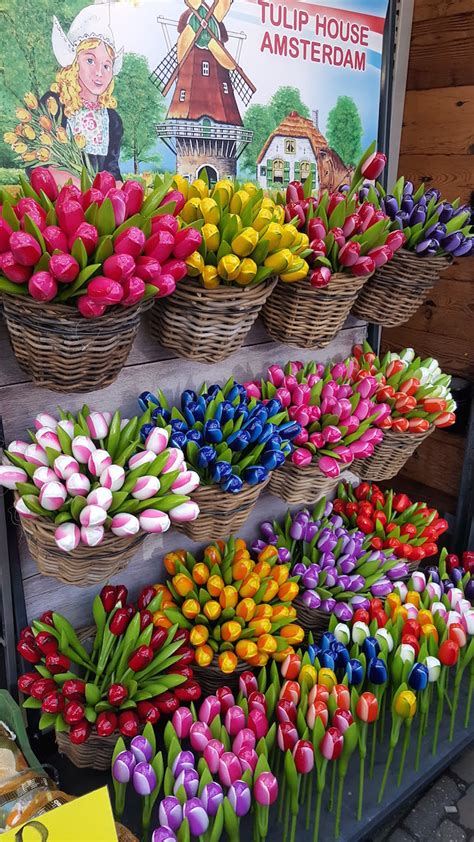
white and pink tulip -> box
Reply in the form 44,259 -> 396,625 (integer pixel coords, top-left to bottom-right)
110,513 -> 140,538
100,464 -> 125,491
131,475 -> 161,500
39,481 -> 67,511
71,436 -> 96,464
139,509 -> 170,534
79,504 -> 107,528
55,522 -> 81,552
66,473 -> 91,497
88,449 -> 112,477
0,465 -> 28,489
54,455 -> 80,481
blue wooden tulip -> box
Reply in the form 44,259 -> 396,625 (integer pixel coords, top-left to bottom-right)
203,420 -> 223,444
242,465 -> 268,485
261,450 -> 285,471
346,658 -> 364,686
170,432 -> 187,449
363,636 -> 381,661
319,650 -> 335,670
228,430 -> 251,451
265,399 -> 282,417
367,657 -> 388,685
212,461 -> 232,483
152,406 -> 170,423
181,389 -> 197,407
187,429 -> 203,444
321,632 -> 336,651
308,643 -> 321,664
170,419 -> 188,433
197,446 -> 217,468
408,663 -> 429,692
220,401 -> 235,424
222,474 -> 244,493
140,423 -> 154,442
138,391 -> 159,412
331,641 -> 350,668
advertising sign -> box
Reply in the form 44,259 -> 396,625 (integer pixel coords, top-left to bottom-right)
0,0 -> 389,190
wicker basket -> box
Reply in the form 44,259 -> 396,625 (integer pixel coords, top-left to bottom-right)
56,729 -> 117,771
19,513 -> 147,586
261,272 -> 367,349
294,597 -> 331,639
181,478 -> 270,541
351,250 -> 452,326
268,461 -> 344,506
193,657 -> 254,695
356,426 -> 434,482
149,276 -> 277,363
2,294 -> 151,393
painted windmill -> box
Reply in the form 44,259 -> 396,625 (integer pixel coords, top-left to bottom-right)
151,0 -> 255,183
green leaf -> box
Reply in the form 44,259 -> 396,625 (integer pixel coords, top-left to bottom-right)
58,263 -> 100,301
71,237 -> 88,269
96,198 -> 116,236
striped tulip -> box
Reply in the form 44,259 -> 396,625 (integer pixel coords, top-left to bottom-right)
168,502 -> 200,523
80,504 -> 107,528
100,465 -> 125,491
7,440 -> 29,459
80,525 -> 105,547
110,513 -> 140,538
189,721 -> 212,752
128,451 -> 156,470
86,412 -> 109,440
162,448 -> 185,473
66,473 -> 91,497
88,449 -> 112,477
54,455 -> 80,480
39,481 -> 67,511
71,436 -> 96,464
55,522 -> 81,552
34,413 -> 57,431
87,487 -> 113,510
24,444 -> 49,467
139,509 -> 170,533
33,467 -> 58,489
171,470 -> 200,495
14,497 -> 38,519
0,465 -> 28,489
131,476 -> 161,500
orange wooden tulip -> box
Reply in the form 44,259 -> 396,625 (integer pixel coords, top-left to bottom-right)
420,623 -> 439,642
249,618 -> 272,636
253,560 -> 272,579
253,604 -> 273,620
203,600 -> 222,622
279,624 -> 304,644
273,646 -> 294,662
272,565 -> 289,586
239,573 -> 260,599
204,545 -> 222,565
221,621 -> 242,642
261,580 -> 279,603
182,599 -> 200,619
190,625 -> 209,646
246,651 -> 269,667
257,633 -> 278,653
218,651 -> 238,673
232,559 -> 253,580
207,574 -> 225,597
406,592 -> 420,608
172,573 -> 195,598
418,609 -> 433,626
278,582 -> 299,602
152,611 -> 172,629
219,586 -> 239,609
164,551 -> 186,575
258,545 -> 279,565
235,598 -> 257,621
195,644 -> 213,667
386,593 -> 401,612
271,605 -> 291,620
235,640 -> 258,660
192,563 -> 210,585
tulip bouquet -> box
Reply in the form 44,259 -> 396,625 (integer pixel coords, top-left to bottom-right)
112,673 -> 279,842
253,498 -> 406,627
138,379 -> 301,494
334,481 -> 449,564
0,407 -> 200,553
16,584 -> 201,751
175,173 -> 311,287
356,177 -> 473,258
244,357 -> 389,481
0,167 -> 202,315
352,342 -> 456,432
150,538 -> 302,675
278,144 -> 404,289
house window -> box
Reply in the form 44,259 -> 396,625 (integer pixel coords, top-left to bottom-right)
300,160 -> 311,180
202,61 -> 210,76
260,166 -> 266,177
179,89 -> 186,101
285,138 -> 296,155
222,81 -> 229,94
272,159 -> 284,184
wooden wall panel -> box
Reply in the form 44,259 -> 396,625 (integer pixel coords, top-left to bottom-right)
413,1 -> 474,22
396,154 -> 474,204
401,87 -> 474,156
407,13 -> 474,90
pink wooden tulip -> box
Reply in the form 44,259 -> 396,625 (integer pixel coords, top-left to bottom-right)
55,522 -> 81,552
71,436 -> 96,464
86,412 -> 109,440
115,227 -> 146,258
100,465 -> 125,491
145,427 -> 169,454
218,753 -> 242,787
0,218 -> 13,252
171,471 -> 200,495
162,448 -> 185,473
161,258 -> 187,282
66,473 -> 91,497
110,513 -> 140,537
139,510 -> 170,534
8,440 -> 30,458
88,449 -> 112,477
144,230 -> 175,262
57,200 -> 85,236
70,222 -> 99,255
28,271 -> 57,302
0,465 -> 28,489
77,296 -> 106,319
173,228 -> 202,259
318,455 -> 340,478
9,231 -> 42,266
248,709 -> 268,739
151,214 -> 178,237
39,481 -> 67,511
189,721 -> 212,752
172,707 -> 194,740
80,524 -> 104,547
35,428 -> 61,453
238,747 -> 258,774
80,504 -> 107,528
199,696 -> 221,725
30,167 -> 58,201
103,253 -> 136,282
254,772 -> 278,806
122,180 -> 144,216
0,252 -> 32,283
160,190 -> 186,214
33,467 -> 58,489
128,451 -> 156,470
14,497 -> 38,519
168,502 -> 199,523
107,189 -> 127,226
131,476 -> 160,500
225,705 -> 246,736
232,729 -> 256,755
152,274 -> 176,297
291,447 -> 312,467
49,253 -> 80,284
93,171 -> 116,194
121,276 -> 145,307
87,487 -> 113,510
203,740 -> 224,774
24,444 -> 49,467
54,455 -> 80,480
134,256 -> 161,283
34,413 -> 57,430
87,277 -> 123,305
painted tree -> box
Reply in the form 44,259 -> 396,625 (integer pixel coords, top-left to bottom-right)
326,95 -> 363,167
114,54 -> 166,173
269,86 -> 311,125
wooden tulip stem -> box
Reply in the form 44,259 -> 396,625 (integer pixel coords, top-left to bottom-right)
357,753 -> 366,821
415,713 -> 425,772
290,813 -> 297,842
369,717 -> 378,779
305,770 -> 314,830
335,774 -> 345,838
397,722 -> 411,786
432,667 -> 447,755
449,674 -> 462,741
283,795 -> 290,839
380,692 -> 387,743
328,760 -> 337,811
313,790 -> 323,842
278,775 -> 286,823
378,745 -> 395,803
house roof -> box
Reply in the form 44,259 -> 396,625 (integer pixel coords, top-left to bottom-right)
256,111 -> 330,164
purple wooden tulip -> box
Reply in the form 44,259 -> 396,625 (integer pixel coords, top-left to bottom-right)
349,574 -> 366,592
201,782 -> 224,817
320,552 -> 336,569
318,531 -> 338,553
330,514 -> 344,529
171,750 -> 195,777
260,521 -> 277,543
174,768 -> 199,798
387,562 -> 409,580
133,761 -> 157,796
158,797 -> 182,832
290,520 -> 305,540
304,522 -> 319,542
112,750 -> 136,783
151,828 -> 177,842
339,556 -> 356,574
334,602 -> 354,621
292,562 -> 307,577
278,547 -> 291,563
371,578 -> 393,597
320,598 -> 337,612
130,735 -> 153,763
228,781 -> 251,817
252,539 -> 266,553
183,798 -> 209,836
453,236 -> 472,257
325,569 -> 338,588
351,595 -> 371,611
337,575 -> 352,590
302,591 -> 321,609
302,566 -> 319,589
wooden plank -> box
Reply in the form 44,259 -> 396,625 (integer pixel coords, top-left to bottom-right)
443,256 -> 474,285
381,329 -> 474,379
395,429 -> 465,498
383,277 -> 474,343
401,87 -> 474,156
406,14 -> 474,90
413,1 -> 474,23
397,154 -> 474,204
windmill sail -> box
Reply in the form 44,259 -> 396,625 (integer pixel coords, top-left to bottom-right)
230,67 -> 254,105
150,44 -> 178,92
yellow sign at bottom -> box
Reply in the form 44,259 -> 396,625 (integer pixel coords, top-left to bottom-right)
3,787 -> 119,842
